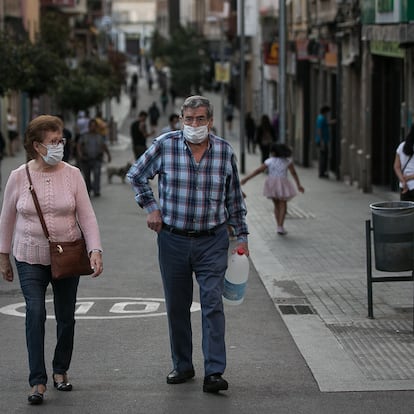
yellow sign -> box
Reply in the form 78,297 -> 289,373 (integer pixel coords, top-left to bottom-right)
215,62 -> 231,84
264,42 -> 278,65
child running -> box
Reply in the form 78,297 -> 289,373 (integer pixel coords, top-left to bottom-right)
241,143 -> 304,235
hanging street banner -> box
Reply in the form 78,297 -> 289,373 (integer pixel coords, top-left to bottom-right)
215,62 -> 231,83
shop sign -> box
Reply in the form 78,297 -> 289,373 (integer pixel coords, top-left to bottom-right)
324,43 -> 338,67
370,40 -> 405,58
296,39 -> 310,61
325,52 -> 337,67
41,0 -> 76,6
215,62 -> 231,83
263,42 -> 278,65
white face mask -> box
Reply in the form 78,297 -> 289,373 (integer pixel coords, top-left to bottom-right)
183,125 -> 208,144
40,143 -> 64,166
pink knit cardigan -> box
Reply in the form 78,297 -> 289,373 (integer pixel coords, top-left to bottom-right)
0,163 -> 102,265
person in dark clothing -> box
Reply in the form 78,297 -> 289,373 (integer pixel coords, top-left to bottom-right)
77,119 -> 111,196
130,111 -> 154,159
160,89 -> 169,114
148,102 -> 161,128
245,112 -> 256,154
0,130 -> 5,191
169,86 -> 177,106
56,115 -> 72,162
394,125 -> 414,200
256,115 -> 276,163
315,105 -> 334,178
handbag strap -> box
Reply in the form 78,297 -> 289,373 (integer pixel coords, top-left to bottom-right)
402,154 -> 413,173
25,163 -> 51,241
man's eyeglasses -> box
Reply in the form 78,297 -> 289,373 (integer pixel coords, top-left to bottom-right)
183,116 -> 209,125
41,138 -> 66,148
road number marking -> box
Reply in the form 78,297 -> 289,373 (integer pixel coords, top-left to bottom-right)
0,297 -> 201,320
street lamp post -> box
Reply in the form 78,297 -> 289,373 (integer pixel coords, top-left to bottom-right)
239,0 -> 246,173
208,15 -> 226,139
278,0 -> 286,143
219,19 -> 226,140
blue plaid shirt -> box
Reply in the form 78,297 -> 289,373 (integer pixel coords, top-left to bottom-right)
127,131 -> 248,242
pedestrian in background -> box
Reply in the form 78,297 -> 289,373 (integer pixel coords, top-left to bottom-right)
224,102 -> 234,136
256,114 -> 276,163
394,124 -> 414,201
130,73 -> 139,115
95,110 -> 109,141
75,110 -> 90,140
56,114 -> 73,162
315,105 -> 334,179
0,115 -> 103,405
245,112 -> 256,154
169,86 -> 177,106
0,130 -> 5,191
148,101 -> 161,129
272,111 -> 279,142
130,110 -> 154,159
241,143 -> 304,235
77,119 -> 111,197
127,95 -> 249,394
160,89 -> 169,114
7,108 -> 19,156
160,113 -> 180,134
74,110 -> 90,166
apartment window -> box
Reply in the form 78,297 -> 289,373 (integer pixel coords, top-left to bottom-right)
377,0 -> 394,13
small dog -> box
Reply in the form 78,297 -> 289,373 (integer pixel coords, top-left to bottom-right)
107,162 -> 132,184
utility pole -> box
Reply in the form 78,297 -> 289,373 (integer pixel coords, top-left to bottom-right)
278,0 -> 286,143
239,0 -> 246,173
219,18 -> 226,139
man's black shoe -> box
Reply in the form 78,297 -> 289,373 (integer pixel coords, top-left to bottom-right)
203,374 -> 228,393
166,369 -> 195,384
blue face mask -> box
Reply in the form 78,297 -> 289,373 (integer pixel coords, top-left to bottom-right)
40,143 -> 64,166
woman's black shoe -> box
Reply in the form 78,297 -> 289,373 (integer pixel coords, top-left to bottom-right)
28,385 -> 45,405
53,373 -> 73,391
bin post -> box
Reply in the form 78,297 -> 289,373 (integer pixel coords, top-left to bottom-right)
366,219 -> 374,318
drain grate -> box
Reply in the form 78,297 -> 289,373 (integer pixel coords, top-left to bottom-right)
278,304 -> 315,315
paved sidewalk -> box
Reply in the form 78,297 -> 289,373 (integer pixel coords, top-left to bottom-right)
224,114 -> 414,392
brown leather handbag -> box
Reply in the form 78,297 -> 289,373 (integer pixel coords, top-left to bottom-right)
25,164 -> 93,279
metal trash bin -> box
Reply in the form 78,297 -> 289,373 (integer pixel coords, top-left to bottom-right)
370,201 -> 414,272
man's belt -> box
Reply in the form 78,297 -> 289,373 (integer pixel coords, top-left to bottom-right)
162,223 -> 223,238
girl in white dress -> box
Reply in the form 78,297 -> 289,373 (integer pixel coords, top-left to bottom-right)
241,143 -> 304,235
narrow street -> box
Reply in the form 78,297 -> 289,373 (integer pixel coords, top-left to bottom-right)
1,76 -> 414,413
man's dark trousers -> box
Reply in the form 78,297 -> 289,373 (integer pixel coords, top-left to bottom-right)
157,225 -> 229,377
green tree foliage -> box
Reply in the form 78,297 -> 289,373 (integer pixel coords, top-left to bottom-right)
150,30 -> 169,60
54,71 -> 106,114
0,33 -> 19,95
18,39 -> 67,99
151,26 -> 209,96
53,55 -> 127,114
39,9 -> 71,59
0,31 -> 64,101
168,26 -> 209,96
0,9 -> 126,113
107,49 -> 128,97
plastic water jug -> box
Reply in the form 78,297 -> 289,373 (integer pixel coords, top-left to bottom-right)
223,248 -> 249,305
